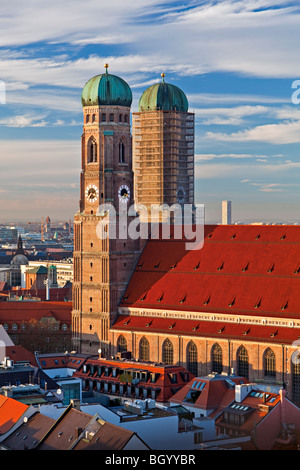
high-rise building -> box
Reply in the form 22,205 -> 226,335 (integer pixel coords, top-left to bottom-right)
222,200 -> 232,225
132,74 -> 195,221
71,65 -> 140,355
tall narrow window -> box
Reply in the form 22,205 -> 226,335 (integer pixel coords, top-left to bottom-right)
139,336 -> 150,361
162,338 -> 173,365
187,341 -> 198,376
264,348 -> 276,378
292,354 -> 300,404
88,139 -> 97,163
237,345 -> 249,378
119,140 -> 125,163
117,335 -> 127,353
212,343 -> 223,374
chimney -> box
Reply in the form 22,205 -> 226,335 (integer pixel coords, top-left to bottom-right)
75,427 -> 83,439
280,388 -> 286,424
70,399 -> 81,410
235,383 -> 253,403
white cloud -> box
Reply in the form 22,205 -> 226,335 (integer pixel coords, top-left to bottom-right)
0,0 -> 299,89
195,153 -> 284,162
195,105 -> 269,125
0,113 -> 48,127
205,120 -> 300,144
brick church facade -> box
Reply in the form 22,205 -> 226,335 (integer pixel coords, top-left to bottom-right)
72,66 -> 300,404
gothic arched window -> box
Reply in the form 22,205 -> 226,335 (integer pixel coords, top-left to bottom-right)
212,343 -> 223,374
162,338 -> 173,365
237,345 -> 249,378
187,341 -> 198,376
139,336 -> 150,361
117,335 -> 127,353
264,348 -> 276,378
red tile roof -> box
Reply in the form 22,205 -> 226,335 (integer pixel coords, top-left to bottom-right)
170,375 -> 246,411
5,345 -> 39,367
73,358 -> 193,401
0,395 -> 28,434
120,225 -> 300,317
214,388 -> 281,434
111,314 -> 299,345
37,353 -> 86,370
115,225 -> 300,343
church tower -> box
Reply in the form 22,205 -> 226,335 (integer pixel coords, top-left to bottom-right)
72,65 -> 140,355
132,74 -> 195,221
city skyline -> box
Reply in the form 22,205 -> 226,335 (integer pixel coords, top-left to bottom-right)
0,1 -> 300,223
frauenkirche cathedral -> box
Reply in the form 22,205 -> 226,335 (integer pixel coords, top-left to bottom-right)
72,65 -> 300,404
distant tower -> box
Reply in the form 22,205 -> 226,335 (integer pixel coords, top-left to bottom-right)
132,74 -> 194,221
11,235 -> 28,266
45,216 -> 51,233
222,201 -> 232,225
41,217 -> 44,242
72,64 -> 141,355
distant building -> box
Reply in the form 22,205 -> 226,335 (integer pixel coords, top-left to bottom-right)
222,200 -> 232,225
0,399 -> 150,450
0,301 -> 72,353
170,373 -> 247,418
20,260 -> 73,288
73,356 -> 194,403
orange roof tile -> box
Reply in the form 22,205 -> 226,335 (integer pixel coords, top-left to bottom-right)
0,395 -> 28,434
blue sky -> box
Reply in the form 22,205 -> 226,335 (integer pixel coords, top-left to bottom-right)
0,0 -> 300,223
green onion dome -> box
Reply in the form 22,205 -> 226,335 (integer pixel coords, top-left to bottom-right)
139,73 -> 188,112
81,64 -> 132,107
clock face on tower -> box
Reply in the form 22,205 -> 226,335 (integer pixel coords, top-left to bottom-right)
118,184 -> 130,203
85,184 -> 99,203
